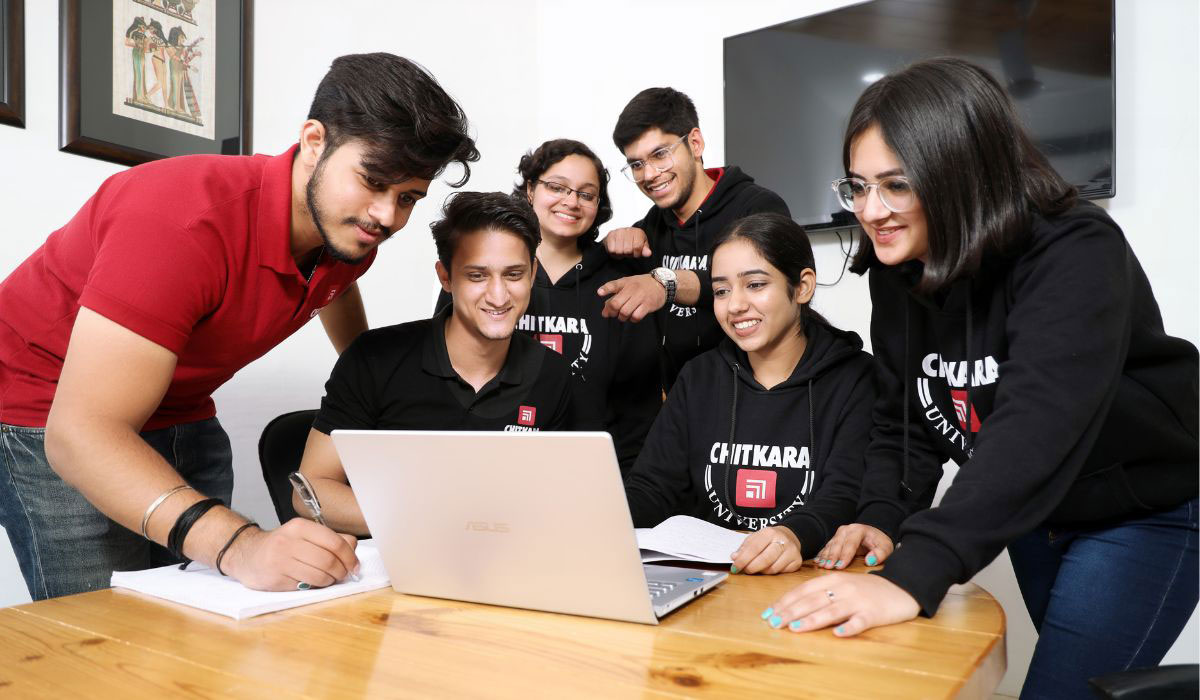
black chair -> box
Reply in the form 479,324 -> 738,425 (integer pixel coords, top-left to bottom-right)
257,409 -> 319,525
1089,665 -> 1199,700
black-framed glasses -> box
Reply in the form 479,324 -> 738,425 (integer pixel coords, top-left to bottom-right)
831,176 -> 917,214
620,136 -> 688,183
537,179 -> 599,207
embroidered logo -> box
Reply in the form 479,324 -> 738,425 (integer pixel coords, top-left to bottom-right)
536,333 -> 563,354
517,406 -> 537,426
735,469 -> 777,509
949,389 -> 981,433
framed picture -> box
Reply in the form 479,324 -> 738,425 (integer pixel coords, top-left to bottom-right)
0,0 -> 24,128
60,0 -> 253,166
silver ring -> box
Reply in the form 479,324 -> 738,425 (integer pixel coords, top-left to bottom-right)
773,539 -> 787,547
825,589 -> 835,601
296,581 -> 312,591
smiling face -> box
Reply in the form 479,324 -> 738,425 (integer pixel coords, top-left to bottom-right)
437,228 -> 535,343
622,127 -> 701,212
527,154 -> 600,244
711,238 -> 813,358
305,138 -> 431,264
848,125 -> 929,266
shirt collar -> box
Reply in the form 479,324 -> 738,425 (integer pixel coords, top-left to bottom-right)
256,144 -> 304,277
422,305 -> 527,387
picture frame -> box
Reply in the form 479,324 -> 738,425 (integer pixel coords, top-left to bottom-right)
0,0 -> 24,128
60,0 -> 253,166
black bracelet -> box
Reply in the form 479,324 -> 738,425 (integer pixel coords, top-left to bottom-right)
215,522 -> 257,576
167,497 -> 223,568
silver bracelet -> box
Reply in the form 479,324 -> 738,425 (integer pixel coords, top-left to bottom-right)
140,484 -> 194,539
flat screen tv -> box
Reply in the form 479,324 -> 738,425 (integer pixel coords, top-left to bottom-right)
724,0 -> 1115,231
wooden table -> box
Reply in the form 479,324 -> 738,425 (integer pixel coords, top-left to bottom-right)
0,562 -> 1005,698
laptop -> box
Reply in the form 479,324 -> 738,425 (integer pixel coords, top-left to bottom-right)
331,430 -> 727,625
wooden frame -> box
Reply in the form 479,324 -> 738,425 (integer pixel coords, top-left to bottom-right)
0,0 -> 24,128
59,0 -> 253,166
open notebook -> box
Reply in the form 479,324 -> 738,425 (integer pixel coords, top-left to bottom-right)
110,539 -> 390,620
636,515 -> 748,564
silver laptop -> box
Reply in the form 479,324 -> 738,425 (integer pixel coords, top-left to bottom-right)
331,430 -> 727,625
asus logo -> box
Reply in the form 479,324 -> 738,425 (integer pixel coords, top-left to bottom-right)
465,521 -> 510,533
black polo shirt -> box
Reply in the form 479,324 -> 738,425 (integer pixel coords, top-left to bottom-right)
313,308 -> 574,434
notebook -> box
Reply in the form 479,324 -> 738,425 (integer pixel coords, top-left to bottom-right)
110,539 -> 390,620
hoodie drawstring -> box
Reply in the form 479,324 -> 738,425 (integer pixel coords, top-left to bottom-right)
901,296 -> 912,495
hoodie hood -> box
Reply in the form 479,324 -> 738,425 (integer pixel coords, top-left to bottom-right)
716,319 -> 866,392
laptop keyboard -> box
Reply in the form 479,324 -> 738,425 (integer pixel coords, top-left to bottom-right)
647,580 -> 677,599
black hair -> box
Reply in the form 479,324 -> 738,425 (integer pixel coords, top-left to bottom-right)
513,139 -> 613,246
430,192 -> 541,274
712,212 -> 829,331
125,16 -> 147,37
167,26 -> 186,46
845,57 -> 1077,293
307,53 -> 480,187
612,87 -> 700,153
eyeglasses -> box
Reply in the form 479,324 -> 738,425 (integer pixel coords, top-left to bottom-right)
831,176 -> 917,214
536,179 -> 599,207
620,136 -> 688,183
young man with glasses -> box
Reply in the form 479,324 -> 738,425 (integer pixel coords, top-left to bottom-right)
599,87 -> 790,389
0,54 -> 479,600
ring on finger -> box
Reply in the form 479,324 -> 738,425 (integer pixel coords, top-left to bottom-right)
825,589 -> 835,602
297,581 -> 312,591
773,539 -> 786,547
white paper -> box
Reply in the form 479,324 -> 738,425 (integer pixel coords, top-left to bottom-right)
635,515 -> 748,564
111,540 -> 390,620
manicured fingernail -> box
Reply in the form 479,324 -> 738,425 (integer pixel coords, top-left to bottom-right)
730,566 -> 739,574
835,560 -> 843,568
769,615 -> 783,628
760,607 -> 774,620
835,626 -> 846,635
789,619 -> 804,631
866,554 -> 877,566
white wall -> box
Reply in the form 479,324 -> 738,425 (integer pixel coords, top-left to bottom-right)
1,1 -> 1195,694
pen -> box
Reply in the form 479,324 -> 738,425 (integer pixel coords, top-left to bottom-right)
288,471 -> 361,582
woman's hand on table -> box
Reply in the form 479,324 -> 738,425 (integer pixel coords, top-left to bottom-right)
760,572 -> 920,636
815,523 -> 893,569
730,526 -> 804,574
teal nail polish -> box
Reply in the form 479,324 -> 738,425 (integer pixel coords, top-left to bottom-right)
789,619 -> 804,631
835,560 -> 843,567
866,554 -> 878,566
730,565 -> 739,574
835,625 -> 846,635
760,607 -> 773,620
769,615 -> 783,628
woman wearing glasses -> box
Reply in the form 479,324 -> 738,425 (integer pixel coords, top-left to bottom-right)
624,212 -> 876,577
763,58 -> 1197,699
514,139 -> 661,472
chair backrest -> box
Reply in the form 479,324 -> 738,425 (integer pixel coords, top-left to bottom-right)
1088,664 -> 1199,700
257,409 -> 319,525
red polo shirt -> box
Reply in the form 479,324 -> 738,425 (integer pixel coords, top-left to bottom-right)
0,146 -> 374,430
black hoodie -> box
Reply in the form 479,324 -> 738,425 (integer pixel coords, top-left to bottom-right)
624,321 -> 877,553
436,242 -> 661,472
856,201 -> 1199,616
631,166 -> 790,388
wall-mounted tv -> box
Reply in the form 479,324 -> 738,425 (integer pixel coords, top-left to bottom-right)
724,0 -> 1115,231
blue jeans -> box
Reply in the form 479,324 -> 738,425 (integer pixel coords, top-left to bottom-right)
0,418 -> 233,600
1007,497 -> 1199,700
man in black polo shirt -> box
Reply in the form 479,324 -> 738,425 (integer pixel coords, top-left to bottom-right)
293,192 -> 573,535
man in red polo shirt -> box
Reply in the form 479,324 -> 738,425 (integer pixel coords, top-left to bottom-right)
0,53 -> 479,599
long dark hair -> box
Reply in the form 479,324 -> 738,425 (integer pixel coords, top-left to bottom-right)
712,212 -> 829,332
846,57 -> 1076,292
514,139 -> 613,246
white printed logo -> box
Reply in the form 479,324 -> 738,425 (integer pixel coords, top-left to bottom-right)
744,479 -> 768,500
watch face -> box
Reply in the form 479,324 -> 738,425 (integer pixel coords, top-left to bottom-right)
654,267 -> 677,284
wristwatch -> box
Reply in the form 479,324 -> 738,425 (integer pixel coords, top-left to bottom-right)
650,267 -> 677,306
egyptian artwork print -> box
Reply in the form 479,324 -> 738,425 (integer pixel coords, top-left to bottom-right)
111,0 -> 215,139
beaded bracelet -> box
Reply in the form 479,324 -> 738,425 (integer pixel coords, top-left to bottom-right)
215,522 -> 258,576
167,497 -> 223,569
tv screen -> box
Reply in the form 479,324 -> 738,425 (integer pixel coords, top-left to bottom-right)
724,0 -> 1115,231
